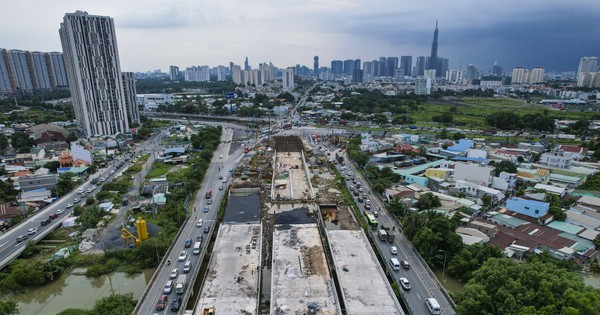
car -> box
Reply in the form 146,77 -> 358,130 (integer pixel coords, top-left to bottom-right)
357,196 -> 363,203
218,175 -> 223,180
184,239 -> 192,248
169,268 -> 178,279
222,178 -> 227,183
352,179 -> 357,184
229,168 -> 234,172
27,228 -> 38,235
203,206 -> 209,213
163,280 -> 173,294
56,208 -> 64,215
100,177 -> 106,182
170,297 -> 182,311
399,277 -> 411,290
218,185 -> 224,190
178,251 -> 187,262
183,260 -> 192,273
204,226 -> 210,234
156,295 -> 168,311
358,187 -> 364,193
73,198 -> 81,204
207,199 -> 212,205
86,188 -> 93,193
390,246 -> 398,255
349,186 -> 354,191
40,219 -> 51,226
219,155 -> 223,159
110,170 -> 115,174
77,188 -> 85,194
365,200 -> 371,205
91,185 -> 97,190
196,219 -> 203,227
196,235 -> 204,242
49,213 -> 58,220
373,211 -> 379,217
401,260 -> 411,269
353,190 -> 359,196
66,203 -> 73,208
364,204 -> 371,210
16,235 -> 28,242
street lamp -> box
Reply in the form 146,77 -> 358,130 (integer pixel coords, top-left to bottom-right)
439,249 -> 447,284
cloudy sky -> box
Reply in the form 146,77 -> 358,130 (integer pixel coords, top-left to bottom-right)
1,0 -> 598,73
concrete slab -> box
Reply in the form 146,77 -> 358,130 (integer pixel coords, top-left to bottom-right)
195,224 -> 261,314
274,152 -> 310,200
271,224 -> 339,315
327,230 -> 404,315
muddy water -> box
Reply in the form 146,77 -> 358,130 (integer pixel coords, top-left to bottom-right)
583,273 -> 600,289
1,268 -> 155,315
432,268 -> 465,293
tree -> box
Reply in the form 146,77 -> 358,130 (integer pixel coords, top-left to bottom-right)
545,193 -> 567,221
455,258 -> 600,315
439,128 -> 449,140
452,132 -> 466,141
89,293 -> 136,315
447,244 -> 503,282
76,206 -> 107,230
491,160 -> 517,176
387,198 -> 405,217
54,172 -> 76,197
418,192 -> 441,210
0,134 -> 8,155
43,161 -> 60,173
371,113 -> 388,125
0,300 -> 18,315
0,179 -> 18,203
10,132 -> 36,153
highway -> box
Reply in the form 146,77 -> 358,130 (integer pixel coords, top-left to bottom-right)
332,147 -> 456,315
135,126 -> 251,315
0,132 -> 162,270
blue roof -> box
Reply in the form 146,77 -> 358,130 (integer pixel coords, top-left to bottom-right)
446,139 -> 474,152
164,147 -> 186,154
451,157 -> 487,163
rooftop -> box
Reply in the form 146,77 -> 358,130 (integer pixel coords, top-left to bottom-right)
327,230 -> 403,314
196,224 -> 260,314
546,221 -> 585,235
271,224 -> 338,314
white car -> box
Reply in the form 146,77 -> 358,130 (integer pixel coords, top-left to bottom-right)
390,246 -> 398,255
56,208 -> 65,215
66,203 -> 73,208
365,200 -> 371,205
77,188 -> 85,194
163,280 -> 173,294
178,251 -> 187,262
86,188 -> 93,193
399,277 -> 411,290
27,228 -> 38,235
196,219 -> 203,227
222,178 -> 227,183
169,268 -> 178,279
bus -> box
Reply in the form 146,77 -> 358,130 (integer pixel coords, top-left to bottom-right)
365,213 -> 378,230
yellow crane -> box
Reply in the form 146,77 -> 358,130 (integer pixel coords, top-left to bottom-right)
121,217 -> 149,247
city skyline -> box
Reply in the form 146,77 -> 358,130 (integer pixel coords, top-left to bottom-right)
1,1 -> 599,73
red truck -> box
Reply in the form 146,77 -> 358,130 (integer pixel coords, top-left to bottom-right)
205,190 -> 212,199
244,147 -> 250,153
283,123 -> 292,130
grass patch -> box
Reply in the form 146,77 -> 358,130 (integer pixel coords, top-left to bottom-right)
138,154 -> 150,162
146,162 -> 172,179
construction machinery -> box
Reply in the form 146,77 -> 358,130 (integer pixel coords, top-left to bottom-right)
121,217 -> 149,247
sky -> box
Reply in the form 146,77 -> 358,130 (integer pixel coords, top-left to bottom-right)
1,0 -> 599,73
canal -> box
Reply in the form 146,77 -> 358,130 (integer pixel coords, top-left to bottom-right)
1,268 -> 155,315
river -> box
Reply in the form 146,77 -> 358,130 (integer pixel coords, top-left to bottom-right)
1,268 -> 155,315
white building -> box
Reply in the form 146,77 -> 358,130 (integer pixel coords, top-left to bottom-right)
60,11 -> 131,138
539,151 -> 572,169
137,94 -> 175,111
184,66 -> 210,82
453,162 -> 494,186
121,72 -> 140,124
512,67 -> 545,84
415,76 -> 431,95
282,68 -> 294,91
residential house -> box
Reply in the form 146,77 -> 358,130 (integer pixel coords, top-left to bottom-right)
558,145 -> 588,161
26,124 -> 69,151
506,197 -> 549,219
455,179 -> 506,205
424,168 -> 453,180
453,162 -> 494,186
539,150 -> 572,168
517,167 -> 550,184
492,172 -> 517,191
18,174 -> 58,192
0,202 -> 20,220
533,183 -> 566,197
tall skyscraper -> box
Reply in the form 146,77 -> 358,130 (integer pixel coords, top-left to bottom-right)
244,57 -> 250,71
465,64 -> 479,84
169,65 -> 180,81
60,11 -> 131,137
343,59 -> 355,75
400,56 -> 412,76
416,56 -> 426,76
352,69 -> 364,83
363,61 -> 373,76
313,56 -> 319,75
282,68 -> 294,91
577,57 -> 598,76
121,72 -> 140,125
415,76 -> 432,95
331,60 -> 343,74
492,61 -> 503,76
429,21 -> 439,72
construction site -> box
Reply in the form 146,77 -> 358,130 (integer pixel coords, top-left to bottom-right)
192,135 -> 403,315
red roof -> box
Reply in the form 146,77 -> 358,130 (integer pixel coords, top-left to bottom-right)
559,145 -> 587,154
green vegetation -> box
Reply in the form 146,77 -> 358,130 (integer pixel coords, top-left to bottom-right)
488,160 -> 517,176
0,300 -> 18,315
447,243 -> 503,282
417,192 -> 442,210
486,111 -> 555,132
580,173 -> 600,191
0,94 -> 74,124
146,161 -> 171,178
0,179 -> 18,203
57,293 -> 136,315
455,257 -> 600,315
76,206 -> 108,230
364,165 -> 401,194
346,137 -> 369,168
545,193 -> 567,221
10,131 -> 36,153
123,164 -> 142,177
54,172 -> 77,197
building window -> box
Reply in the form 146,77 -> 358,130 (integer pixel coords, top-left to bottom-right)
535,210 -> 539,214
525,207 -> 530,210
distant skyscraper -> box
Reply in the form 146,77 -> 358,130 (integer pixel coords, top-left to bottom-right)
331,60 -> 343,75
169,65 -> 179,81
400,56 -> 412,76
416,56 -> 426,76
244,57 -> 250,71
354,59 -> 361,71
46,52 -> 68,88
282,68 -> 294,91
121,72 -> 140,125
352,69 -> 364,83
60,11 -> 131,137
363,61 -> 372,76
465,64 -> 478,84
314,56 -> 319,75
415,76 -> 432,95
492,61 -> 503,76
511,67 -> 544,84
343,59 -> 355,75
429,21 -> 439,72
577,57 -> 598,76
386,57 -> 398,77
184,66 -> 210,82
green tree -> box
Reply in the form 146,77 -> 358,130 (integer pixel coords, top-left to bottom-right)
0,134 -> 9,154
545,193 -> 566,221
53,172 -> 76,197
371,113 -> 388,125
43,161 -> 61,173
0,179 -> 18,203
455,258 -> 600,315
439,128 -> 449,140
490,160 -> 517,176
447,244 -> 503,282
418,192 -> 441,210
10,132 -> 36,153
452,132 -> 466,141
75,206 -> 106,230
0,300 -> 18,315
89,293 -> 136,315
387,198 -> 406,217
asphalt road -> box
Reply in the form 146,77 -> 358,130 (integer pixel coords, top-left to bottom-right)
0,132 -> 162,270
136,126 -> 252,315
331,147 -> 456,315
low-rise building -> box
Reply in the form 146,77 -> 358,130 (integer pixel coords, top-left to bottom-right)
453,162 -> 494,186
506,197 -> 549,219
17,174 -> 58,192
539,150 -> 572,168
